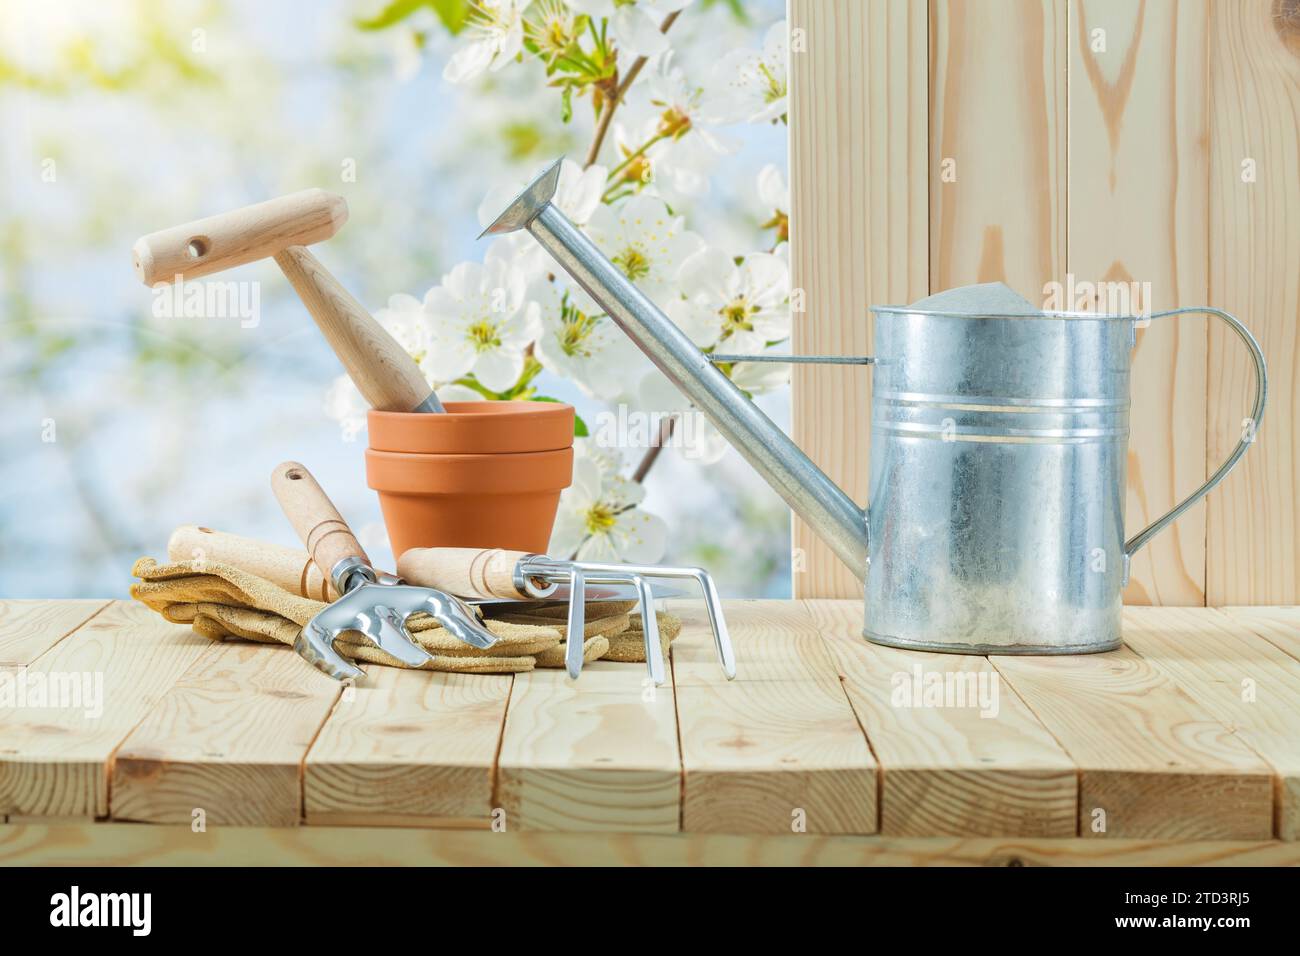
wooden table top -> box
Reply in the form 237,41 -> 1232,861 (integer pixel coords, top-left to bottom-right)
1,599 -> 1298,865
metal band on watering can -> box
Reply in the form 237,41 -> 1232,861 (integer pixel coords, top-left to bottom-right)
855,304 -> 1267,654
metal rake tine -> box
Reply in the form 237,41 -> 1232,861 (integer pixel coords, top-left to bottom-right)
633,574 -> 665,686
295,627 -> 364,682
371,604 -> 436,667
689,568 -> 736,679
439,592 -> 499,649
565,565 -> 586,679
577,561 -> 736,680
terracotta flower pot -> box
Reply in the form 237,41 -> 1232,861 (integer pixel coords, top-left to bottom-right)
366,401 -> 574,558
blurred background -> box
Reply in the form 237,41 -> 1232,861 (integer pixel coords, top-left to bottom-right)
0,0 -> 792,598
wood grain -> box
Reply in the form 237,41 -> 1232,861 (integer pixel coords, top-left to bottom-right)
131,188 -> 347,286
992,643 -> 1274,839
808,600 -> 1076,837
111,640 -> 341,826
0,600 -> 109,668
274,245 -> 432,413
1068,0 -> 1210,605
1123,605 -> 1300,839
788,0 -> 928,597
495,661 -> 680,833
3,822 -> 1299,867
1219,606 -> 1300,661
673,600 -> 877,834
1207,0 -> 1300,604
270,460 -> 368,580
0,601 -> 210,818
930,0 -> 1067,295
305,667 -> 510,826
396,548 -> 534,601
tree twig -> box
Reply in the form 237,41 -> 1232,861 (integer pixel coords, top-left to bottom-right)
583,10 -> 682,168
632,414 -> 677,483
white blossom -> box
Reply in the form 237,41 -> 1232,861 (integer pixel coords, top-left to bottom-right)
671,246 -> 790,353
583,193 -> 704,304
707,19 -> 787,123
549,442 -> 668,563
612,51 -> 735,198
422,248 -> 538,393
529,279 -> 643,400
443,0 -> 531,84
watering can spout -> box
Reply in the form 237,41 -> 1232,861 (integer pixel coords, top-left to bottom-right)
482,159 -> 870,580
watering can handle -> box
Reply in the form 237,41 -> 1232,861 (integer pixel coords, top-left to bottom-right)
1123,307 -> 1268,570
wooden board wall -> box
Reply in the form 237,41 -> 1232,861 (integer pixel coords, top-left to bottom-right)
788,0 -> 928,599
788,0 -> 1298,603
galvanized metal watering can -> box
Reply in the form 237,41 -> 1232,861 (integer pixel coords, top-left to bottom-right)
484,159 -> 1269,654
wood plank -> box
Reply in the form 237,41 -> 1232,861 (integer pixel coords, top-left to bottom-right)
2,823 -> 1299,867
495,661 -> 679,833
1219,606 -> 1300,662
0,600 -> 110,668
931,0 -> 1067,296
1123,606 -> 1300,839
788,0 -> 928,598
0,601 -> 210,818
305,667 -> 510,826
807,600 -> 1076,837
1207,0 -> 1300,604
111,640 -> 341,827
1068,0 -> 1210,605
992,644 -> 1274,839
673,600 -> 877,834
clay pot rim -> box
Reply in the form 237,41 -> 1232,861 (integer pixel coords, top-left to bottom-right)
367,401 -> 574,455
368,401 -> 570,422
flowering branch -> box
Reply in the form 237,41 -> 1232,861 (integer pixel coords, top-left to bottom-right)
584,10 -> 681,167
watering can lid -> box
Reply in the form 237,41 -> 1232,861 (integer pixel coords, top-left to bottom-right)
875,282 -> 1142,320
903,282 -> 1039,315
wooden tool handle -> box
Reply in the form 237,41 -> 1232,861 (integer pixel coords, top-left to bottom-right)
396,547 -> 534,600
167,525 -> 336,601
272,246 -> 433,412
271,461 -> 369,582
132,189 -> 348,286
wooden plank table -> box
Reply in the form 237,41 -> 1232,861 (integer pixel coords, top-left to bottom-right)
2,599 -> 1299,866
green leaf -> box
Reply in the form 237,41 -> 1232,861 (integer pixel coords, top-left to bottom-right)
355,0 -> 427,30
561,85 -> 573,123
430,0 -> 471,34
528,396 -> 587,437
355,0 -> 468,34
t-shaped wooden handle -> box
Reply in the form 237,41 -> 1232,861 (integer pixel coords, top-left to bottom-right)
132,189 -> 347,286
132,191 -> 440,413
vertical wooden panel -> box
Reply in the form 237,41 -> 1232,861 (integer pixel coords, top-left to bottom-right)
1207,0 -> 1300,604
1068,0 -> 1210,605
789,0 -> 928,598
931,0 -> 1067,294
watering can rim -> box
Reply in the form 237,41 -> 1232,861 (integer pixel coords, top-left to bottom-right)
871,304 -> 1161,321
